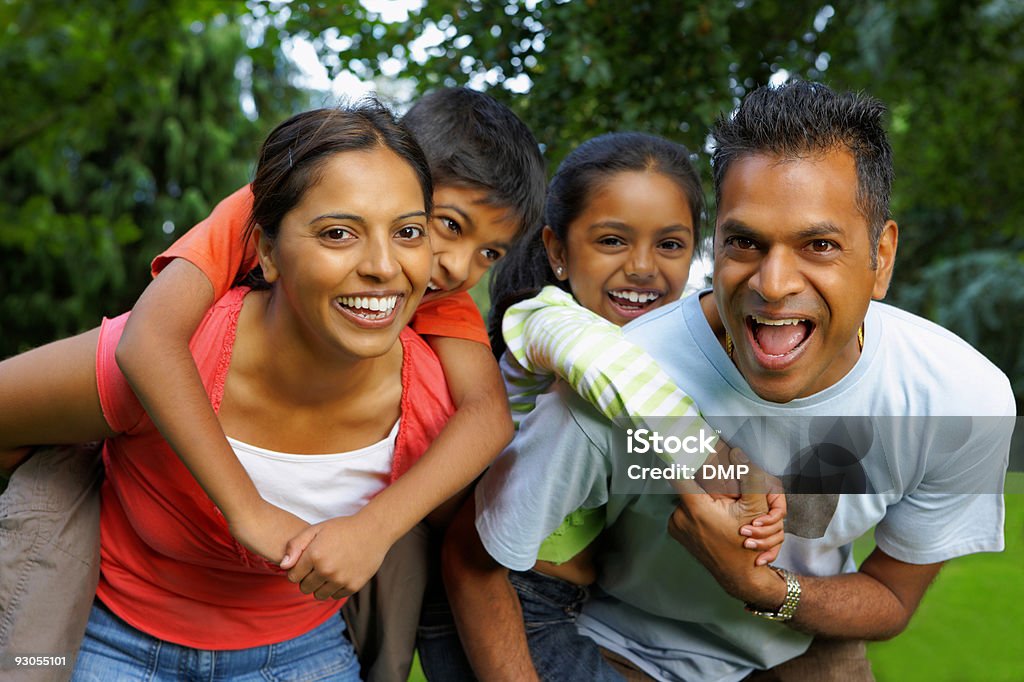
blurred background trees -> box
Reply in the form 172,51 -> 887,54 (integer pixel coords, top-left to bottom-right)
2,0 -> 1021,406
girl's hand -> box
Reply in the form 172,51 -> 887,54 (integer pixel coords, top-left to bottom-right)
282,512 -> 391,600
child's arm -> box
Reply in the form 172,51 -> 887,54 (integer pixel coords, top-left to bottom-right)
282,335 -> 513,598
116,259 -> 308,564
507,286 -> 785,562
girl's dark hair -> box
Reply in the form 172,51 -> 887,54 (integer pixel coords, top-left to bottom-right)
488,132 -> 705,355
242,100 -> 432,288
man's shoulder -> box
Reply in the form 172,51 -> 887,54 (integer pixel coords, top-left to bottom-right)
872,301 -> 1014,414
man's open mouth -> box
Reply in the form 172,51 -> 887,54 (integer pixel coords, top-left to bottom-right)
746,314 -> 814,364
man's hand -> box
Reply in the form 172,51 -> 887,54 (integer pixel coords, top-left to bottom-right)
282,512 -> 391,600
669,448 -> 788,607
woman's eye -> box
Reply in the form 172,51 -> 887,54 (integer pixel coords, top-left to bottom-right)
321,227 -> 353,242
481,248 -> 503,262
397,225 -> 426,240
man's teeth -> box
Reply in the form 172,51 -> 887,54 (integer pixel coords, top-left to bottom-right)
338,295 -> 399,319
610,290 -> 660,304
751,315 -> 806,326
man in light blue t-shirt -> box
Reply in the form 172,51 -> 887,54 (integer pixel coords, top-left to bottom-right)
474,81 -> 1015,681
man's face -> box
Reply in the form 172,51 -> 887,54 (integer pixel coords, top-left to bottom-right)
713,149 -> 897,403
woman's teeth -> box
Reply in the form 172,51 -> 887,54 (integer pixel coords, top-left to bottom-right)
337,295 -> 399,319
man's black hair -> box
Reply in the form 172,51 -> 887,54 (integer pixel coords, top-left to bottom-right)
711,81 -> 893,265
402,87 -> 546,237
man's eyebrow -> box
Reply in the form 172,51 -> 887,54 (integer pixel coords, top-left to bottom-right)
794,221 -> 845,239
435,204 -> 475,230
396,210 -> 428,221
717,219 -> 758,238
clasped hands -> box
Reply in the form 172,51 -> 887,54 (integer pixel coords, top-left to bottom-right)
668,445 -> 790,606
228,503 -> 390,601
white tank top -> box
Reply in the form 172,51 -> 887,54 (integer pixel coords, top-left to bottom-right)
228,419 -> 399,523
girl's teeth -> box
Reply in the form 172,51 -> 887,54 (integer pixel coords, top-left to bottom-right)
611,290 -> 658,304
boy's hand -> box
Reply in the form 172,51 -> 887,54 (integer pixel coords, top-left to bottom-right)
282,513 -> 391,600
226,501 -> 310,565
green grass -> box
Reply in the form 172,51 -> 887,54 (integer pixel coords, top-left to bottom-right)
860,472 -> 1024,681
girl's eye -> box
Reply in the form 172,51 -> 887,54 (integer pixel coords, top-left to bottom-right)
598,236 -> 626,247
396,225 -> 426,240
658,239 -> 687,251
481,248 -> 503,263
321,227 -> 353,242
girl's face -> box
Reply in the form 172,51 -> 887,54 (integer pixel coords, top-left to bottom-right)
544,170 -> 696,327
257,147 -> 433,361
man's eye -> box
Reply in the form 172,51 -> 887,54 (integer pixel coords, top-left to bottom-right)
396,225 -> 425,240
809,239 -> 838,253
725,236 -> 756,250
481,248 -> 503,262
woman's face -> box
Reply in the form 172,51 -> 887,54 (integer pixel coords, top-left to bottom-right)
257,147 -> 432,361
545,170 -> 696,327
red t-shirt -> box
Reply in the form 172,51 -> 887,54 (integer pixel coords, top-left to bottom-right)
94,288 -> 455,649
152,185 -> 489,346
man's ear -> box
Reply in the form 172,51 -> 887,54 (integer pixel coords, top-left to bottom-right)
871,220 -> 898,300
541,226 -> 568,281
255,226 -> 280,284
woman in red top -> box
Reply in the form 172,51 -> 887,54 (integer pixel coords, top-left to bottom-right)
0,102 -> 454,680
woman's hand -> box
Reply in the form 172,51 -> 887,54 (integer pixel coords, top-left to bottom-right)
280,512 -> 392,600
226,501 -> 310,565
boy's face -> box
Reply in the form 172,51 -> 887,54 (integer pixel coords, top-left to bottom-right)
422,185 -> 519,303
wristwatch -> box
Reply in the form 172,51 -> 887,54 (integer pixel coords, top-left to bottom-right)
745,565 -> 800,622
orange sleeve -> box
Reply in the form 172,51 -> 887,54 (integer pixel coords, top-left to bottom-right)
150,185 -> 259,299
410,292 -> 490,347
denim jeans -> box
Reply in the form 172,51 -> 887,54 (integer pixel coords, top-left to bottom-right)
72,602 -> 360,681
417,569 -> 623,682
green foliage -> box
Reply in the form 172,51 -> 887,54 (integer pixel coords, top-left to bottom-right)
0,0 -> 307,357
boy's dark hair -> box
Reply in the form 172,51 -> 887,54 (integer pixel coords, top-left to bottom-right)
243,100 -> 432,288
488,132 -> 705,355
711,81 -> 893,265
402,87 -> 546,237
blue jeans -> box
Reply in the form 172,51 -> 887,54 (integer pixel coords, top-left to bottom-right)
417,570 -> 622,682
72,602 -> 360,681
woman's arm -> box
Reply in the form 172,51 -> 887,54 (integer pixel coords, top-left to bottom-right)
283,336 -> 513,598
115,258 -> 307,563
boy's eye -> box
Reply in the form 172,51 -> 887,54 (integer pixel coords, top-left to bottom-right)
440,217 -> 462,235
396,225 -> 426,240
481,248 -> 503,262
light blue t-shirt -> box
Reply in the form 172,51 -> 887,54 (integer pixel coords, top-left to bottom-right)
476,292 -> 1015,682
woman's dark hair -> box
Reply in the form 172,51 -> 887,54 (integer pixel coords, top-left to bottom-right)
488,132 -> 705,355
241,100 -> 432,288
